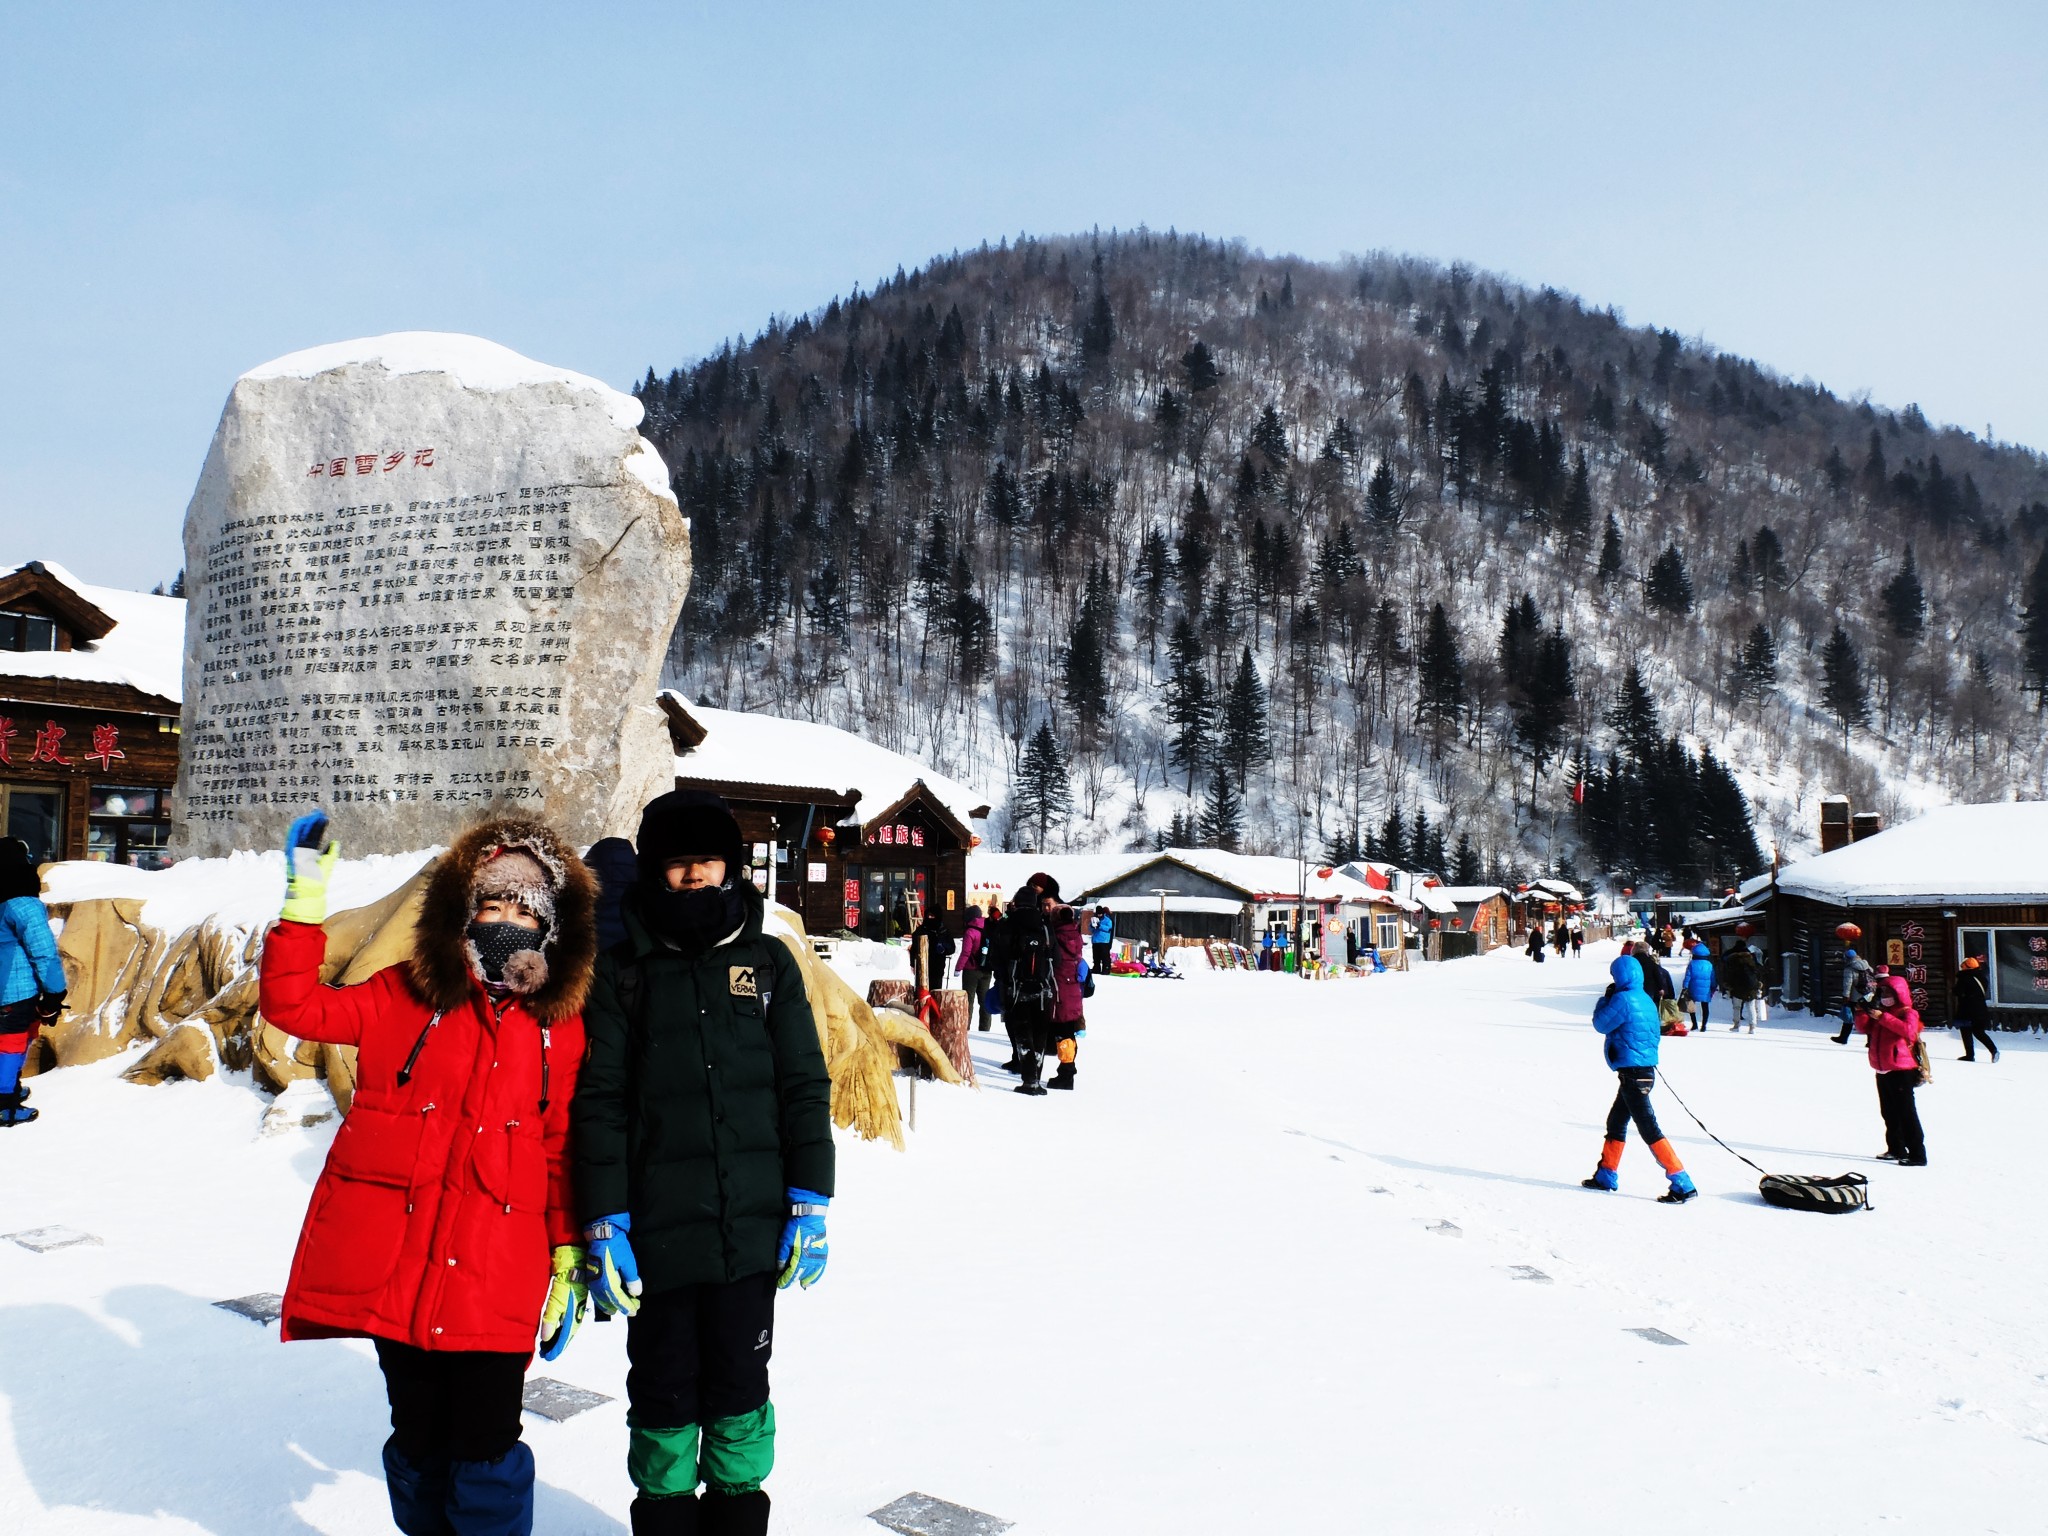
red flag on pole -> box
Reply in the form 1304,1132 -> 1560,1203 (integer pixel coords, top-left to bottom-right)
1571,779 -> 1586,806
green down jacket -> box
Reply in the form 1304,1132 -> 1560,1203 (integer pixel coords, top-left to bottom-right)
571,884 -> 835,1293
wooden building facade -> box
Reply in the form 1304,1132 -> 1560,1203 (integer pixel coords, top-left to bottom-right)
0,563 -> 184,867
661,695 -> 989,941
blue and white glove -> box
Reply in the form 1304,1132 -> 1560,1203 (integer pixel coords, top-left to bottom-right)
777,1187 -> 830,1290
281,810 -> 339,925
580,1214 -> 642,1317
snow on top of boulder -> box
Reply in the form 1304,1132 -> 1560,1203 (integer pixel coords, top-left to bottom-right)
0,559 -> 186,703
42,847 -> 436,938
1774,801 -> 2048,906
242,331 -> 649,435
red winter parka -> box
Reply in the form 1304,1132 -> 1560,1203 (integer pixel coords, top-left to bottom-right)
260,818 -> 596,1356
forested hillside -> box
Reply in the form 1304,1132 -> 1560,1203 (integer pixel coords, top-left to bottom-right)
635,233 -> 2048,889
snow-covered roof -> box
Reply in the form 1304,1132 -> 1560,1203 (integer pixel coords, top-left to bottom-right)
1091,894 -> 1245,917
667,695 -> 991,834
1079,848 -> 1414,908
1411,885 -> 1459,916
1439,885 -> 1507,905
1529,878 -> 1585,902
970,851 -> 1152,902
0,560 -> 186,704
242,332 -> 673,501
1774,802 -> 2048,907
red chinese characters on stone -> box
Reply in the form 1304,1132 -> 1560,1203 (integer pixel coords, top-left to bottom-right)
30,720 -> 70,766
0,716 -> 15,765
307,448 -> 437,476
86,724 -> 125,770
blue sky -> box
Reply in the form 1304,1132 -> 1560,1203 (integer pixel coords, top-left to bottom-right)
3,2 -> 2044,590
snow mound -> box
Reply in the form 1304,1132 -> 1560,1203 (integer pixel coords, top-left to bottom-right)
42,847 -> 437,937
241,331 -> 647,434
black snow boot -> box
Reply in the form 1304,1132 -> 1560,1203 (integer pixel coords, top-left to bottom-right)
1047,1063 -> 1076,1090
631,1491 -> 701,1536
700,1490 -> 768,1536
0,1090 -> 37,1128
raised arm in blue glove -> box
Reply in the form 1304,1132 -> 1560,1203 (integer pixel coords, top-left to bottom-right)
281,810 -> 339,925
580,1213 -> 642,1316
777,1187 -> 830,1290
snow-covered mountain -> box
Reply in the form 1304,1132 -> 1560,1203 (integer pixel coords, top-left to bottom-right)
635,233 -> 2048,886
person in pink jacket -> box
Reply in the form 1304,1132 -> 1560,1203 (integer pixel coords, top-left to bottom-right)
1858,972 -> 1927,1165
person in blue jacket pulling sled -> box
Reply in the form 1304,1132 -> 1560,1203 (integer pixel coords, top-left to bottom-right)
1584,953 -> 1698,1203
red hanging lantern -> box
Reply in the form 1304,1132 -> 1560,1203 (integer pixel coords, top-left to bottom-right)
1835,922 -> 1862,943
816,826 -> 836,847
970,833 -> 982,848
1735,922 -> 1756,938
1622,887 -> 1634,898
1316,867 -> 1333,880
1429,919 -> 1442,930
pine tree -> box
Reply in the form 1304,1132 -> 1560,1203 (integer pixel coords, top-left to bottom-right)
1737,623 -> 1778,704
1081,257 -> 1117,365
1364,459 -> 1405,541
1752,525 -> 1790,590
1163,614 -> 1214,791
1514,624 -> 1575,795
1198,764 -> 1244,851
1558,451 -> 1593,549
1645,544 -> 1694,615
1452,833 -> 1483,885
1606,663 -> 1662,763
1819,626 -> 1871,747
1696,748 -> 1764,883
1012,720 -> 1073,851
2023,549 -> 2048,707
1880,546 -> 1926,642
1180,340 -> 1221,395
1375,803 -> 1408,867
1062,561 -> 1113,749
1220,645 -> 1273,793
1597,514 -> 1624,584
1416,603 -> 1466,743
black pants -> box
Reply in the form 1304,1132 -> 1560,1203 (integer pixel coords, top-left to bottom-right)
962,969 -> 992,1030
375,1339 -> 527,1463
626,1273 -> 776,1431
1604,1067 -> 1666,1145
1005,999 -> 1055,1085
1091,940 -> 1112,974
1876,1070 -> 1926,1161
1957,1019 -> 1999,1060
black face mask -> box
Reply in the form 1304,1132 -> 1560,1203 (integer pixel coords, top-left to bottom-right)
639,880 -> 746,950
467,920 -> 544,983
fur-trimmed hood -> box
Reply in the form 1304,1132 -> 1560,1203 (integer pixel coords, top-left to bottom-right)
408,816 -> 597,1024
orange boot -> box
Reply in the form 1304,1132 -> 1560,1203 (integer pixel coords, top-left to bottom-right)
1582,1138 -> 1624,1191
1650,1139 -> 1698,1202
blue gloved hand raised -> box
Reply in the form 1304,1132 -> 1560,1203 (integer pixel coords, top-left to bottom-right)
777,1187 -> 829,1290
580,1213 -> 642,1317
281,810 -> 339,925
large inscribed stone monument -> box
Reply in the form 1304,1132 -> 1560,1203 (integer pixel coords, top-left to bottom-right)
174,332 -> 690,857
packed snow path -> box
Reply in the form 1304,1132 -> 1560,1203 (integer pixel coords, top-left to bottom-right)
3,941 -> 2044,1533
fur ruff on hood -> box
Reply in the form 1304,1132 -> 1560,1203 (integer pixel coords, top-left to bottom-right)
408,816 -> 597,1024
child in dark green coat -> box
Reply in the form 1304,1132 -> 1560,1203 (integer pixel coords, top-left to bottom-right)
572,791 -> 835,1536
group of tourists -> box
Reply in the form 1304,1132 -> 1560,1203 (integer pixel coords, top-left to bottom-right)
956,873 -> 1089,1093
1524,913 -> 1586,961
257,789 -> 828,1536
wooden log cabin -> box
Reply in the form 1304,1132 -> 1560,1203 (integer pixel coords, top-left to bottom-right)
0,561 -> 185,866
659,693 -> 992,941
1767,800 -> 2048,1028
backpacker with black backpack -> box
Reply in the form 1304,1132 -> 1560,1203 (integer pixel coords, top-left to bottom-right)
1005,907 -> 1060,1015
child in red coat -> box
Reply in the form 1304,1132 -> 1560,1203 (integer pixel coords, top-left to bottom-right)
260,812 -> 597,1536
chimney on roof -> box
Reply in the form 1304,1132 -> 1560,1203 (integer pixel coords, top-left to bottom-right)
1819,796 -> 1852,853
1850,811 -> 1884,842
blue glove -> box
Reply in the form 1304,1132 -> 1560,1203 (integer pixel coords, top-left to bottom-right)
580,1214 -> 642,1317
777,1187 -> 829,1290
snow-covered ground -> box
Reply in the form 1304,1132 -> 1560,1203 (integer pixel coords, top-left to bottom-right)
5,941 -> 2046,1533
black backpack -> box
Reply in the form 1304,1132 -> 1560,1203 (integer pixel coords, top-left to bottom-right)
969,923 -> 996,973
1005,910 -> 1059,1012
1759,1172 -> 1870,1214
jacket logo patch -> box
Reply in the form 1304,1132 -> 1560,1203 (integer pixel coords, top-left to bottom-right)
729,966 -> 758,998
